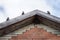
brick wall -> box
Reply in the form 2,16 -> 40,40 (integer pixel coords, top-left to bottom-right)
9,26 -> 60,40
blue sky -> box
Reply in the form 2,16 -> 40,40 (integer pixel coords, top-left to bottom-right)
46,0 -> 60,17
0,0 -> 60,23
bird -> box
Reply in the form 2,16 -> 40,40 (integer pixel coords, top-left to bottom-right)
6,17 -> 9,21
47,11 -> 50,15
22,11 -> 24,15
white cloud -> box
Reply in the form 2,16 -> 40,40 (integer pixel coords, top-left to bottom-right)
0,0 -> 53,23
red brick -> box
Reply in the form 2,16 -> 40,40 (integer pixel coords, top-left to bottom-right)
10,26 -> 60,40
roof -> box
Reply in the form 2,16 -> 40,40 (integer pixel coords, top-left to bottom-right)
0,9 -> 60,29
0,9 -> 60,36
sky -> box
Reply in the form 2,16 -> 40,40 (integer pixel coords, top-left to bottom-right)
0,0 -> 60,23
46,0 -> 60,17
